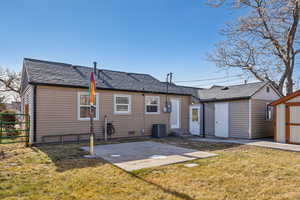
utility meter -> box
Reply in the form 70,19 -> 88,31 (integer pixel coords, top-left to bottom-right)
163,101 -> 172,113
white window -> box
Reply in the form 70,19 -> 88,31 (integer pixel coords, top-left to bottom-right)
77,92 -> 99,120
266,104 -> 273,121
145,96 -> 160,114
114,94 -> 131,114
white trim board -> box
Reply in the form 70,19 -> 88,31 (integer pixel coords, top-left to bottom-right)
248,99 -> 252,139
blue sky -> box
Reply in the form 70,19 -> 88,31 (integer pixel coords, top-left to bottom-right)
2,0 -> 297,88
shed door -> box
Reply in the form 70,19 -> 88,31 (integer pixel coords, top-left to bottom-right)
189,105 -> 201,135
286,103 -> 300,144
215,102 -> 229,137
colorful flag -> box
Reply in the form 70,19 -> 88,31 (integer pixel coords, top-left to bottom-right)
89,72 -> 95,105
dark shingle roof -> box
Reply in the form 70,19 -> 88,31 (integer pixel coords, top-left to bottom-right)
23,58 -> 269,101
23,58 -> 196,96
198,82 -> 267,102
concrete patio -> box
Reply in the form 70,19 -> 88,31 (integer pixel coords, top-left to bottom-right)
81,141 -> 217,171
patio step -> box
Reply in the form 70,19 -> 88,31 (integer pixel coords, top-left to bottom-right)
169,129 -> 190,137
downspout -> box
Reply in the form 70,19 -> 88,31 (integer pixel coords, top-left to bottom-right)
248,99 -> 252,139
142,89 -> 146,136
33,85 -> 37,143
165,73 -> 170,134
165,73 -> 170,109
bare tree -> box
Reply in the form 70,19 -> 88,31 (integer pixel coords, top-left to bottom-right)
0,68 -> 21,102
208,0 -> 300,95
0,96 -> 6,104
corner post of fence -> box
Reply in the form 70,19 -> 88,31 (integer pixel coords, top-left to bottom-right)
25,114 -> 30,147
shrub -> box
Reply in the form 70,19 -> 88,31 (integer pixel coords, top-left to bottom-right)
0,109 -> 17,121
0,110 -> 18,136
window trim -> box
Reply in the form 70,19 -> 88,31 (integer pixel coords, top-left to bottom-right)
191,108 -> 199,122
77,92 -> 99,121
114,94 -> 132,114
145,96 -> 160,114
265,104 -> 273,121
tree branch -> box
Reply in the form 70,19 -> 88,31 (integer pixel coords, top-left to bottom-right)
207,0 -> 299,94
295,49 -> 300,55
255,1 -> 287,63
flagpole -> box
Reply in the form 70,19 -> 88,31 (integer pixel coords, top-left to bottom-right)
89,104 -> 95,156
88,71 -> 96,157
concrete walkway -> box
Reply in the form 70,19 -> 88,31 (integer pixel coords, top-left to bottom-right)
82,141 -> 217,171
190,137 -> 300,152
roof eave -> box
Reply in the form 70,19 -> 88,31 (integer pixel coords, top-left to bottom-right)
200,96 -> 251,103
28,82 -> 192,96
270,89 -> 300,106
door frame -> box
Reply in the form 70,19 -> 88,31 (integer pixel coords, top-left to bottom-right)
170,99 -> 181,129
285,102 -> 300,144
214,102 -> 229,138
189,105 -> 201,135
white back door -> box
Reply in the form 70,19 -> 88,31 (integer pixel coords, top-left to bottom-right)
170,99 -> 180,129
215,102 -> 229,137
189,105 -> 201,135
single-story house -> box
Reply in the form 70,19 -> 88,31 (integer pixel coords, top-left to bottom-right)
21,58 -> 281,144
21,58 -> 198,143
271,90 -> 300,144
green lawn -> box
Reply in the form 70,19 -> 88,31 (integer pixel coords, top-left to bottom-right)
1,138 -> 300,200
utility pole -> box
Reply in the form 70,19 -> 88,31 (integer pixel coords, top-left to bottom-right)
166,73 -> 170,93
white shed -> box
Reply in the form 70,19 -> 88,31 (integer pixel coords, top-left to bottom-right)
271,90 -> 300,144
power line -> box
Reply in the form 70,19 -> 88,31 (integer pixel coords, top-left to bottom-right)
175,69 -> 300,85
174,74 -> 243,83
191,77 -> 250,87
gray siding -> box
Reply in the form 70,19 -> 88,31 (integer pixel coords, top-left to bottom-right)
20,67 -> 29,93
21,84 -> 34,143
229,100 -> 250,139
203,100 -> 250,138
204,103 -> 215,136
251,99 -> 273,138
35,86 -> 190,143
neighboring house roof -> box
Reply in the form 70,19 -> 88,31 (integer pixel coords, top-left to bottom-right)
198,82 -> 268,102
4,102 -> 21,112
22,58 -> 196,96
270,89 -> 300,106
0,104 -> 6,112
